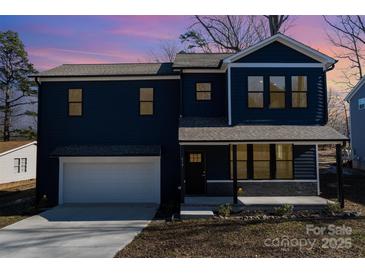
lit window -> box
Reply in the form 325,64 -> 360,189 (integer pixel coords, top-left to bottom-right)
140,88 -> 154,115
253,144 -> 270,179
248,76 -> 264,108
189,153 -> 202,163
68,89 -> 82,116
359,98 -> 365,110
196,83 -> 211,101
270,76 -> 285,109
275,144 -> 293,179
292,76 -> 307,108
230,144 -> 247,179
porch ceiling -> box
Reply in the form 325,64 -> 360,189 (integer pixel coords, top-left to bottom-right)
179,118 -> 348,143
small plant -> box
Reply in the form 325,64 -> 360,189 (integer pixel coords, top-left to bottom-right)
217,203 -> 232,217
323,201 -> 343,215
237,187 -> 244,195
274,204 -> 294,216
37,194 -> 49,209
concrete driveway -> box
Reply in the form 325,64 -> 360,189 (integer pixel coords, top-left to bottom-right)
0,204 -> 157,258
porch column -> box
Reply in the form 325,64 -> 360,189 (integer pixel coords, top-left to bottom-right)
336,144 -> 345,208
232,144 -> 238,204
180,145 -> 185,204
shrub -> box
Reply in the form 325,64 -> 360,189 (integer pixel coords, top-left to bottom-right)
274,204 -> 294,216
323,201 -> 343,215
217,203 -> 232,217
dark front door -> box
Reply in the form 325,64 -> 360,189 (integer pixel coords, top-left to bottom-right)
185,151 -> 206,195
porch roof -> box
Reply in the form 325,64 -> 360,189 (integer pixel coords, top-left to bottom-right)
179,117 -> 348,143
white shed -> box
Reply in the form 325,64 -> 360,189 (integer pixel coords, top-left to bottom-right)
0,141 -> 37,184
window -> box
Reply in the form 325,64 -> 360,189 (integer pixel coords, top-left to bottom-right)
359,98 -> 365,110
14,158 -> 20,173
230,145 -> 247,179
275,144 -> 293,179
269,76 -> 286,108
189,153 -> 202,163
21,158 -> 27,172
196,83 -> 211,101
292,76 -> 308,108
139,88 -> 154,115
248,76 -> 264,108
253,144 -> 270,179
68,89 -> 82,116
14,158 -> 27,173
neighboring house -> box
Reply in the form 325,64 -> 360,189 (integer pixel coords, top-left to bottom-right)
345,76 -> 365,170
0,141 -> 37,184
33,33 -> 347,207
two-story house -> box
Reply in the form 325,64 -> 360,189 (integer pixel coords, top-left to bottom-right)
33,33 -> 347,208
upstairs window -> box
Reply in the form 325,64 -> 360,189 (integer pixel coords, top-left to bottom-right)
292,76 -> 308,108
275,144 -> 293,179
196,83 -> 211,101
140,88 -> 154,115
230,144 -> 248,179
253,144 -> 270,179
68,89 -> 82,116
359,98 -> 365,110
248,76 -> 264,108
269,76 -> 286,108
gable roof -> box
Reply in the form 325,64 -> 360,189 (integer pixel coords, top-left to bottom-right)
0,141 -> 36,156
34,63 -> 176,77
223,33 -> 337,69
345,76 -> 365,102
173,53 -> 232,68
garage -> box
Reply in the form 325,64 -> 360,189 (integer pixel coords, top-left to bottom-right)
59,156 -> 160,204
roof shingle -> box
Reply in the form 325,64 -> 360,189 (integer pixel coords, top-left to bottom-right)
173,53 -> 232,68
179,118 -> 348,142
35,63 -> 176,77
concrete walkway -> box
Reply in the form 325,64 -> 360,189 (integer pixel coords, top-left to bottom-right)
183,196 -> 330,206
0,204 -> 157,258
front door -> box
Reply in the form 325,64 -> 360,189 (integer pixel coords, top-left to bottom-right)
185,151 -> 206,195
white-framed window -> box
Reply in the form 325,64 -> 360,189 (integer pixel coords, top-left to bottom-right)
14,158 -> 20,173
359,98 -> 365,110
21,158 -> 27,172
14,158 -> 27,173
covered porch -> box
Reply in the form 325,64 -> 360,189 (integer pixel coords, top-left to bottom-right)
178,118 -> 349,209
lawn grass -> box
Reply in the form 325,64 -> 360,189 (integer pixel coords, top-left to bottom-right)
116,157 -> 365,258
0,179 -> 38,229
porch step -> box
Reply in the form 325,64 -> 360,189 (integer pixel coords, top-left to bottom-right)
180,206 -> 215,219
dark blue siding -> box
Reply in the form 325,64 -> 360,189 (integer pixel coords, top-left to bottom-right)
37,79 -> 180,205
294,145 -> 317,179
184,145 -> 230,180
182,73 -> 227,117
230,67 -> 327,125
235,42 -> 320,63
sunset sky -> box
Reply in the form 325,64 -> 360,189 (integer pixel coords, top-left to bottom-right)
0,16 -> 353,91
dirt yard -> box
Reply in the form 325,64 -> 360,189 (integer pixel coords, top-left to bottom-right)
0,179 -> 38,228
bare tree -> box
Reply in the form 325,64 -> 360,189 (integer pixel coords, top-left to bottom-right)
324,16 -> 365,90
327,89 -> 350,136
264,15 -> 290,35
148,40 -> 181,63
180,16 -> 270,53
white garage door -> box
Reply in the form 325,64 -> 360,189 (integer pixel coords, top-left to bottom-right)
59,157 -> 160,204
